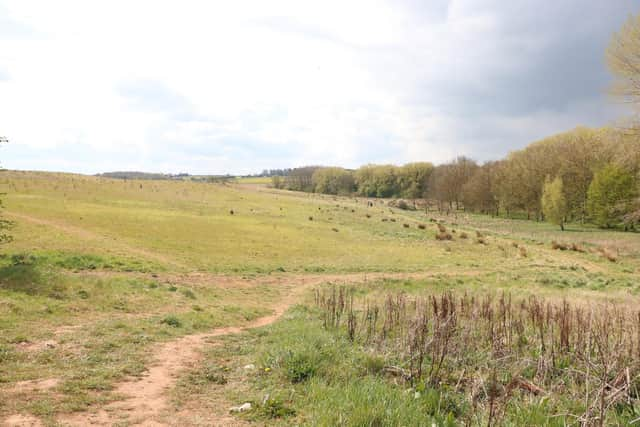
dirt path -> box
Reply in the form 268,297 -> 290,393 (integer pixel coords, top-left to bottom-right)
6,211 -> 188,269
55,271 -> 454,426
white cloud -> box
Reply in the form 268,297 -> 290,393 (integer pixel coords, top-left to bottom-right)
0,0 -> 636,174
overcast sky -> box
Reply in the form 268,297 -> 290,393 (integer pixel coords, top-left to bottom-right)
0,0 -> 638,175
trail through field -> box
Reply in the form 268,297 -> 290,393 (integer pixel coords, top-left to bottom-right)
5,211 -> 188,269
55,271 -> 457,426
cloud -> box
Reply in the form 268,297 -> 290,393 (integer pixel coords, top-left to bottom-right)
0,0 -> 638,174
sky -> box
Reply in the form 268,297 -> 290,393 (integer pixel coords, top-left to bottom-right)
0,0 -> 638,175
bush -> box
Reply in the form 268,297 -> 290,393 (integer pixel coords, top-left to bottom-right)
11,253 -> 37,266
181,289 -> 196,299
258,396 -> 296,419
436,232 -> 452,241
161,315 -> 182,328
284,350 -> 317,383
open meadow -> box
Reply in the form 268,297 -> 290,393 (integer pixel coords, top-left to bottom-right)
0,171 -> 639,426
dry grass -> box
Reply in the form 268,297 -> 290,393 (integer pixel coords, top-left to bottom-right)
315,285 -> 640,425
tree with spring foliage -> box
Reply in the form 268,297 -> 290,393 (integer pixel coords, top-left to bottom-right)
587,164 -> 636,228
541,176 -> 568,231
607,12 -> 640,111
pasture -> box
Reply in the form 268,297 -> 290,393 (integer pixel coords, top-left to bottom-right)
0,171 -> 638,426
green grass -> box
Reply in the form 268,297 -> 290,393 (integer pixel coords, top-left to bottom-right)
0,170 -> 639,424
0,252 -> 279,422
182,278 -> 640,426
235,176 -> 272,184
1,171 -> 637,276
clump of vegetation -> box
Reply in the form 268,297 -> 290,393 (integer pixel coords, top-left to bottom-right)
435,232 -> 452,241
311,286 -> 640,425
403,223 -> 410,228
161,315 -> 182,327
417,224 -> 426,230
396,200 -> 410,210
256,396 -> 296,419
596,246 -> 618,262
570,242 -> 586,253
459,231 -> 468,239
519,246 -> 528,257
181,289 -> 196,299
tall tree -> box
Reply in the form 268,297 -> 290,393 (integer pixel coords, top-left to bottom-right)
587,164 -> 637,228
607,13 -> 640,109
541,176 -> 568,231
312,167 -> 355,195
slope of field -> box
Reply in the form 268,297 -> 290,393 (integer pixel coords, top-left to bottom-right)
0,171 -> 638,426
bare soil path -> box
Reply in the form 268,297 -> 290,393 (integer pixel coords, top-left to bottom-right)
53,271 -> 449,426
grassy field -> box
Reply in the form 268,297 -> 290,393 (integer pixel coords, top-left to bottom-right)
0,171 -> 638,426
234,176 -> 273,185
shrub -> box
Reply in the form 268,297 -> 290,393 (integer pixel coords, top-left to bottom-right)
597,247 -> 618,262
436,232 -> 452,241
189,364 -> 227,385
161,315 -> 182,328
258,396 -> 296,419
551,241 -> 568,250
11,253 -> 37,266
570,243 -> 586,253
403,223 -> 410,228
459,232 -> 468,239
418,224 -> 426,230
284,351 -> 317,383
181,289 -> 196,299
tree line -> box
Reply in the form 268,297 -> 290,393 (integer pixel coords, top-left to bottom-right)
272,126 -> 640,230
270,14 -> 640,231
